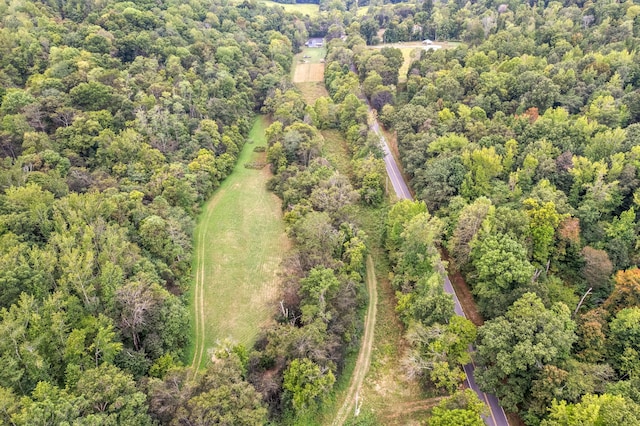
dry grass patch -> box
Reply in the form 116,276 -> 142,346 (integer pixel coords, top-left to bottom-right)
293,63 -> 325,83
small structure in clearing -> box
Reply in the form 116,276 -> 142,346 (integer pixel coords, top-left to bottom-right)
306,37 -> 324,48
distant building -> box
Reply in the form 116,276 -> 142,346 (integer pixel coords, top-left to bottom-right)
306,37 -> 324,48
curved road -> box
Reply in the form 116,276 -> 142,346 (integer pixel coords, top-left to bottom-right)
370,114 -> 509,426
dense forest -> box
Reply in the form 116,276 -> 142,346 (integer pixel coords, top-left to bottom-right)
5,0 -> 640,423
0,0 -> 312,423
343,0 -> 640,424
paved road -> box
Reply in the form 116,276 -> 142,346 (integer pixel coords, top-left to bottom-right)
370,112 -> 509,426
370,120 -> 412,200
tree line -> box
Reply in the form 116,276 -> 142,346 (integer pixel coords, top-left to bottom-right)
0,0 -> 311,423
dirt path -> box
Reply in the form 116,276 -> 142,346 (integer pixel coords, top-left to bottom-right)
440,249 -> 484,327
190,191 -> 222,375
332,255 -> 378,426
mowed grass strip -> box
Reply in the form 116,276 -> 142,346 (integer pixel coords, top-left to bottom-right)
188,116 -> 289,370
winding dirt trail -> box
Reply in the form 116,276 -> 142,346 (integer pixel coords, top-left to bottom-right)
332,255 -> 378,426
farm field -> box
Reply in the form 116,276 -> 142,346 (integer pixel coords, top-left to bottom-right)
188,116 -> 289,370
293,64 -> 325,83
292,47 -> 328,103
292,46 -> 326,84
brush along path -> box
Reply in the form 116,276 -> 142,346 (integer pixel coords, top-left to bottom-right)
332,255 -> 378,426
189,116 -> 289,371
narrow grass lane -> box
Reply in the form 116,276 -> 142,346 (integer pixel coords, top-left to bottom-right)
188,116 -> 289,371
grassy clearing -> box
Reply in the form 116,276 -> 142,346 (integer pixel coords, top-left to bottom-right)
333,254 -> 378,426
187,116 -> 289,370
292,47 -> 328,103
260,0 -> 320,16
296,46 -> 327,64
321,130 -> 352,174
398,48 -> 419,83
352,208 -> 440,425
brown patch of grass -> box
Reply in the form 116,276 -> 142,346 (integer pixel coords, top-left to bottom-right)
441,249 -> 484,327
293,63 -> 325,83
508,412 -> 527,426
382,397 -> 445,422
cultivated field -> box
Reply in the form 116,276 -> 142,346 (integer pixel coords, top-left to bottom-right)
188,116 -> 289,370
292,47 -> 328,103
293,64 -> 325,83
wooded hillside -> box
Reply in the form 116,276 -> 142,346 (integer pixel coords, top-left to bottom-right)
0,0 -> 305,423
353,0 -> 640,423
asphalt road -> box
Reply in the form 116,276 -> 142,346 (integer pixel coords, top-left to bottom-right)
371,120 -> 413,200
370,112 -> 510,426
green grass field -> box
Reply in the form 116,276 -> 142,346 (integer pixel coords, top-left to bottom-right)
187,116 -> 289,370
261,0 -> 320,16
297,46 -> 326,64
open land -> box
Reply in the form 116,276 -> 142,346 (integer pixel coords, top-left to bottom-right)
260,0 -> 320,16
293,47 -> 329,104
188,116 -> 289,370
